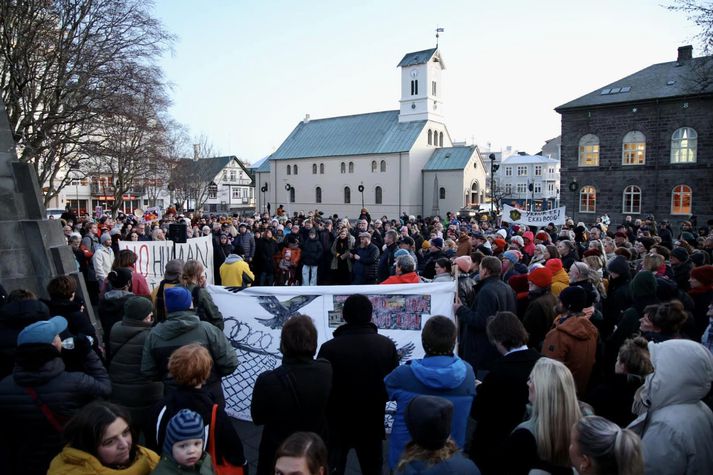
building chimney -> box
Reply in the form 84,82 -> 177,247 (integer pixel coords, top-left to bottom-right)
678,45 -> 693,62
303,114 -> 310,124
193,144 -> 200,161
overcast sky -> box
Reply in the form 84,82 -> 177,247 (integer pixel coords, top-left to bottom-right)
153,0 -> 700,163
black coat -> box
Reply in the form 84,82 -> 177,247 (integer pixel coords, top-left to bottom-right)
602,275 -> 632,338
252,356 -> 332,475
471,348 -> 540,475
585,373 -> 644,428
421,250 -> 447,280
45,298 -> 96,341
351,243 -> 380,285
254,237 -> 279,275
0,299 -> 49,379
456,276 -> 517,372
0,345 -> 111,475
300,236 -> 324,266
97,290 -> 133,343
522,292 -> 558,352
317,322 -> 399,441
377,242 -> 398,282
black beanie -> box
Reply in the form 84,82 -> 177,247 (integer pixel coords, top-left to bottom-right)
405,395 -> 453,451
342,294 -> 373,324
559,286 -> 588,312
124,296 -> 153,320
607,255 -> 629,277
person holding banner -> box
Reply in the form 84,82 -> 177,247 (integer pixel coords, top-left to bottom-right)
182,260 -> 225,330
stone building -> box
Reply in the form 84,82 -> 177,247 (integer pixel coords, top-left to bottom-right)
556,45 -> 713,227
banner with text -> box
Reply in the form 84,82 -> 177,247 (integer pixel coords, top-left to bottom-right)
208,282 -> 457,421
118,235 -> 214,289
502,204 -> 566,226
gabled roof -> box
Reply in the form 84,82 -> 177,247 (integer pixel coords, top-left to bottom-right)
423,146 -> 476,171
175,156 -> 254,185
255,157 -> 271,173
397,48 -> 440,67
556,55 -> 713,111
270,110 -> 427,160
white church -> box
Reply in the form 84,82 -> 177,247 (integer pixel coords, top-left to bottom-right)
254,47 -> 487,219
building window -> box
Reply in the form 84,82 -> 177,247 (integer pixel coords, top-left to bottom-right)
517,183 -> 527,193
293,164 -> 298,175
547,182 -> 555,192
428,129 -> 432,145
289,187 -> 295,203
505,184 -> 512,194
411,79 -> 418,95
286,165 -> 291,175
579,186 -> 597,213
340,162 -> 346,173
315,186 -> 322,204
534,183 -> 542,193
548,166 -> 555,175
320,163 -> 324,174
439,187 -> 446,199
622,185 -> 642,214
232,188 -> 241,199
375,186 -> 382,204
578,134 -> 600,166
208,183 -> 218,199
505,166 -> 512,177
371,160 -> 377,172
312,164 -> 317,174
471,182 -> 480,205
439,132 -> 444,147
534,165 -> 542,176
348,162 -> 354,173
622,131 -> 646,165
432,81 -> 437,96
671,127 -> 697,163
517,166 -> 527,176
380,160 -> 386,172
222,172 -> 228,182
230,170 -> 236,181
671,184 -> 692,215
344,186 -> 351,204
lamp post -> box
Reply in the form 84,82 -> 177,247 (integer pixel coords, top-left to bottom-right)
261,183 -> 268,213
489,153 -> 499,214
568,177 -> 578,221
358,183 -> 365,209
285,183 -> 292,205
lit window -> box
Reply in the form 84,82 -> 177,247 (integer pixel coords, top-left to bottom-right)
534,165 -> 542,176
671,185 -> 692,215
671,127 -> 697,163
622,131 -> 646,165
286,165 -> 291,175
320,163 -> 324,174
439,187 -> 446,199
348,162 -> 354,173
517,183 -> 527,193
579,186 -> 596,213
375,186 -> 382,204
312,164 -> 317,174
340,162 -> 346,174
428,130 -> 432,145
579,134 -> 600,166
344,186 -> 351,204
371,161 -> 377,172
316,187 -> 322,204
622,185 -> 641,214
380,160 -> 386,172
505,167 -> 512,177
517,166 -> 527,176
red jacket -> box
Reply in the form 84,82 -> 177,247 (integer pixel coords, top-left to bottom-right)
380,272 -> 421,284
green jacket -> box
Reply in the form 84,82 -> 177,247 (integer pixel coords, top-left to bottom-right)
151,453 -> 214,475
184,283 -> 224,330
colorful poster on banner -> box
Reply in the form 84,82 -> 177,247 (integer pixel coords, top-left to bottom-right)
118,235 -> 214,290
207,283 -> 456,421
502,204 -> 566,226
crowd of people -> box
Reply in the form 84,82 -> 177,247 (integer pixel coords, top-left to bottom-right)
1,205 -> 712,474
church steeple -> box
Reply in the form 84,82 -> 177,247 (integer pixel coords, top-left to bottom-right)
397,48 -> 446,123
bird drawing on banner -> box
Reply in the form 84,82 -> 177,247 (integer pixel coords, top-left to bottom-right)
255,295 -> 319,329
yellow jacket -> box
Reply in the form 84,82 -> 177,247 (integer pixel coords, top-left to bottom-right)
220,255 -> 254,287
48,445 -> 159,475
550,268 -> 570,297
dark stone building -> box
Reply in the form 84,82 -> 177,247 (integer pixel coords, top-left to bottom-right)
556,46 -> 713,230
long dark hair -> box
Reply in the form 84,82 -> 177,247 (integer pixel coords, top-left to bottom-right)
63,401 -> 136,462
275,432 -> 327,475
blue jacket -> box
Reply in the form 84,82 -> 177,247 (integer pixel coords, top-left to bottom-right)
396,452 -> 481,475
385,356 -> 476,469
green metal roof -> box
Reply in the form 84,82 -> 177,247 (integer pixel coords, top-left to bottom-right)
270,110 -> 427,160
423,146 -> 476,171
397,48 -> 438,67
255,157 -> 271,173
556,55 -> 713,111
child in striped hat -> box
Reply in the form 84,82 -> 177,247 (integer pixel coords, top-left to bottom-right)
153,409 -> 213,474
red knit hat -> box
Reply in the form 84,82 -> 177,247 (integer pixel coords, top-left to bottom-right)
494,238 -> 507,250
545,258 -> 563,274
508,274 -> 529,300
528,267 -> 553,288
535,231 -> 550,242
691,265 -> 713,287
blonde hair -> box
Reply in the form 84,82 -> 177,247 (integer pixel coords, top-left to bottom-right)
397,437 -> 459,471
575,415 -> 644,475
181,260 -> 204,285
529,358 -> 582,466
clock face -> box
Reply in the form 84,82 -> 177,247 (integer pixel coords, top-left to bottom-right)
410,70 -> 418,78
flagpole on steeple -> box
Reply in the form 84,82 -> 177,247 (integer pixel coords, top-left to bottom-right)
435,26 -> 444,48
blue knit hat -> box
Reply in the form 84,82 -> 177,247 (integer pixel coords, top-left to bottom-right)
165,287 -> 192,314
163,409 -> 205,455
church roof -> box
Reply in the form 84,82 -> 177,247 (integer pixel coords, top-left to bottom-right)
270,110 -> 427,160
254,158 -> 271,173
556,55 -> 713,111
397,48 -> 439,67
423,146 -> 476,171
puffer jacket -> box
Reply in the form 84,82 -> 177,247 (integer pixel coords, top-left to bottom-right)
234,230 -> 255,260
141,311 -> 237,404
396,452 -> 481,475
385,356 -> 476,469
183,283 -> 224,330
219,254 -> 254,288
351,243 -> 380,285
109,319 -> 163,427
550,268 -> 570,297
0,345 -> 111,475
0,299 -> 49,379
47,445 -> 159,475
543,314 -> 599,395
628,339 -> 713,475
381,272 -> 422,284
300,235 -> 324,266
151,453 -> 213,475
98,289 -> 134,343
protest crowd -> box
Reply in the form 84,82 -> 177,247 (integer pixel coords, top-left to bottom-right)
1,203 -> 713,475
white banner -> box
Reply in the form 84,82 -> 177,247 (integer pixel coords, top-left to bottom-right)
208,282 -> 457,421
118,235 -> 214,290
502,204 -> 566,226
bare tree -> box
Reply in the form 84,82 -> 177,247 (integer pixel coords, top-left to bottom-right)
0,0 -> 173,205
170,133 -> 221,213
667,1 -> 713,53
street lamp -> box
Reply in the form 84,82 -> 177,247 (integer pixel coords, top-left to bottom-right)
489,153 -> 499,214
261,182 -> 268,213
358,183 -> 365,209
285,183 -> 293,205
568,177 -> 578,221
